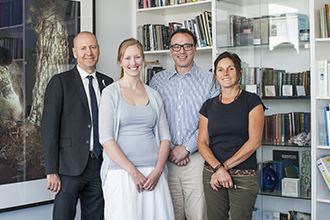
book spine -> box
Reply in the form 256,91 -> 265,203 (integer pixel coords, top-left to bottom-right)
304,112 -> 310,134
300,150 -> 311,193
325,106 -> 330,146
281,114 -> 285,142
319,105 -> 327,146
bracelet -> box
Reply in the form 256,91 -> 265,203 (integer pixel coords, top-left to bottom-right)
213,164 -> 222,173
223,162 -> 228,170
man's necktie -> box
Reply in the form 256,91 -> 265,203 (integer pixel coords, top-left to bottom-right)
87,75 -> 102,158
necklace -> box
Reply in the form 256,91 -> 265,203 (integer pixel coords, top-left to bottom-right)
219,87 -> 241,102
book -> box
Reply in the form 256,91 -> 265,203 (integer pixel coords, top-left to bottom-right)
328,62 -> 330,96
191,19 -> 201,47
205,11 -> 212,46
253,17 -> 261,45
316,155 -> 330,191
300,150 -> 311,195
196,14 -> 206,47
284,166 -> 298,178
325,105 -> 330,146
272,160 -> 294,190
303,112 -> 310,134
229,15 -> 244,46
161,25 -> 170,50
253,16 -> 269,45
234,16 -> 243,46
273,150 -> 299,168
143,61 -> 162,83
168,22 -> 182,33
319,104 -> 327,146
240,17 -> 254,46
201,11 -> 210,46
260,16 -> 270,44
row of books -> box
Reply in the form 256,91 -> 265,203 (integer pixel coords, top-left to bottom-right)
181,11 -> 212,47
230,13 -> 309,47
275,150 -> 310,195
137,24 -> 170,51
318,4 -> 330,38
262,150 -> 309,193
0,0 -> 23,27
141,61 -> 164,85
0,37 -> 23,59
241,67 -> 310,98
138,0 -> 200,9
317,60 -> 330,97
263,112 -> 311,144
137,11 -> 212,51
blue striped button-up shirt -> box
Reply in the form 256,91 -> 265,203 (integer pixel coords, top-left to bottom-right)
150,63 -> 220,154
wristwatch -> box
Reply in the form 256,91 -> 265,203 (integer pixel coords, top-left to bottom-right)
185,147 -> 190,154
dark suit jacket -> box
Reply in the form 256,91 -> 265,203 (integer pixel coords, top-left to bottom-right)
41,66 -> 113,176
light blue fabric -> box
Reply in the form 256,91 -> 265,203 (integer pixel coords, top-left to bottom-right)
99,81 -> 170,186
111,99 -> 158,169
149,62 -> 220,154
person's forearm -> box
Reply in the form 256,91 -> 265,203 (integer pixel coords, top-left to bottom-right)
154,139 -> 170,173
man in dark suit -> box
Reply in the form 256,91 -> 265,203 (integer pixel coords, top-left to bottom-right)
41,31 -> 113,220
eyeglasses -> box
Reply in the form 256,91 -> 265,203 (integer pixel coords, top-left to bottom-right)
170,44 -> 195,52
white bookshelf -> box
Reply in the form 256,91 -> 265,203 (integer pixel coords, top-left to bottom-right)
310,2 -> 330,218
133,0 -> 315,218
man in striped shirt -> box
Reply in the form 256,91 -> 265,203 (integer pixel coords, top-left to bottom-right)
150,29 -> 220,220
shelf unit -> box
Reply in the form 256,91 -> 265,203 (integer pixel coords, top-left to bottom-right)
133,0 -> 314,218
310,1 -> 330,219
215,0 -> 312,217
217,0 -> 313,217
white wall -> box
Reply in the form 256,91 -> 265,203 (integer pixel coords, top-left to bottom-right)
95,0 -> 133,81
0,0 -> 132,218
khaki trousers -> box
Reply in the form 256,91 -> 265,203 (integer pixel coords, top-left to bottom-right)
203,169 -> 258,220
167,152 -> 208,220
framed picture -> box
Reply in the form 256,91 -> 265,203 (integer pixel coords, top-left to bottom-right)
296,85 -> 306,96
264,85 -> 276,97
245,84 -> 257,94
282,85 -> 293,97
0,0 -> 94,212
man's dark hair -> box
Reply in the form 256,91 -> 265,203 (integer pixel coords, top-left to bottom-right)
168,28 -> 198,46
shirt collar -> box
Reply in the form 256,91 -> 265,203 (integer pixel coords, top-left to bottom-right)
76,65 -> 97,80
168,62 -> 197,79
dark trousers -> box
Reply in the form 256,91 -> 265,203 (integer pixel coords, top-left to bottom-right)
203,169 -> 258,220
53,155 -> 104,220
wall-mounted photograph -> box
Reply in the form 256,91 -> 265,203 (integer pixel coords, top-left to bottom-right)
0,0 -> 94,211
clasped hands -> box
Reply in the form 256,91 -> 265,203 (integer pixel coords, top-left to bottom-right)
210,167 -> 233,191
168,145 -> 190,166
